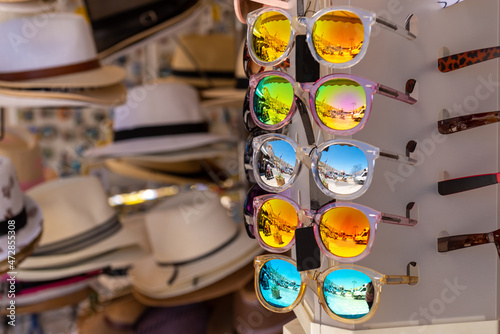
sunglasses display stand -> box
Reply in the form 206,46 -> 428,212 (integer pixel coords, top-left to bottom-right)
270,0 -> 500,333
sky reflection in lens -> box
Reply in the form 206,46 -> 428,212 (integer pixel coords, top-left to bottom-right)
259,259 -> 301,308
317,144 -> 368,195
323,269 -> 372,319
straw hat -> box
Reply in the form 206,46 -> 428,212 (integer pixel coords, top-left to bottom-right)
0,127 -> 44,191
0,287 -> 92,315
18,246 -> 146,281
157,34 -> 236,89
0,13 -> 125,89
85,0 -> 203,59
0,83 -> 127,107
0,156 -> 43,273
130,189 -> 262,299
85,82 -> 232,159
13,272 -> 98,307
19,176 -> 143,271
133,263 -> 254,307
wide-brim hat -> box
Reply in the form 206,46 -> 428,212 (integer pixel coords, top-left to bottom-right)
0,126 -> 44,191
17,245 -> 147,281
0,156 -> 43,273
129,189 -> 262,299
0,287 -> 92,315
0,13 -> 125,89
14,273 -> 97,307
85,82 -> 233,159
19,176 -> 142,270
156,33 -> 236,89
0,83 -> 127,107
85,0 -> 203,60
103,159 -> 212,186
133,262 -> 254,307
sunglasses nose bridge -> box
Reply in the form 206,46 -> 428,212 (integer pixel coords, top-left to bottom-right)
298,209 -> 315,226
292,16 -> 307,34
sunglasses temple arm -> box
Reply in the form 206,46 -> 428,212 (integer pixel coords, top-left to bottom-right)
379,150 -> 417,165
438,173 -> 500,195
437,233 -> 492,252
438,46 -> 500,73
380,213 -> 417,227
375,16 -> 416,40
438,111 -> 500,134
378,84 -> 417,105
385,275 -> 419,285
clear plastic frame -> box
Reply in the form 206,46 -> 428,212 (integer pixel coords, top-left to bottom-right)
251,133 -> 416,200
246,6 -> 416,69
249,71 -> 416,136
254,254 -> 418,324
250,194 -> 417,262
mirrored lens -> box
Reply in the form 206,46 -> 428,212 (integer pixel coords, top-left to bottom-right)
312,10 -> 364,64
259,259 -> 301,308
319,207 -> 370,258
257,198 -> 298,248
255,138 -> 296,189
323,269 -> 372,319
315,78 -> 367,131
254,75 -> 294,126
252,11 -> 291,62
317,143 -> 368,195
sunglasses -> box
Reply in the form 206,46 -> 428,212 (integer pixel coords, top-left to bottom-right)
249,71 -> 416,135
254,254 -> 418,324
250,133 -> 416,200
438,45 -> 500,73
438,172 -> 500,196
247,6 -> 416,69
438,110 -> 500,134
248,194 -> 417,262
438,229 -> 500,258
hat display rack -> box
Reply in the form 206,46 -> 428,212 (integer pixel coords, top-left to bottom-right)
238,0 -> 500,333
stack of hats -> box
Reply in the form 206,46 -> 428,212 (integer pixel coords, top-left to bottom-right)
0,4 -> 127,107
0,156 -> 43,273
13,176 -> 148,312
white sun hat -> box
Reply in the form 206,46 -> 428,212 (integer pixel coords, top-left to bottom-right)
19,176 -> 143,271
0,155 -> 43,273
0,13 -> 125,89
130,189 -> 262,299
84,82 -> 233,159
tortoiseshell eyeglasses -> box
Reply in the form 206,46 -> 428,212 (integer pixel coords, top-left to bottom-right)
438,229 -> 500,258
